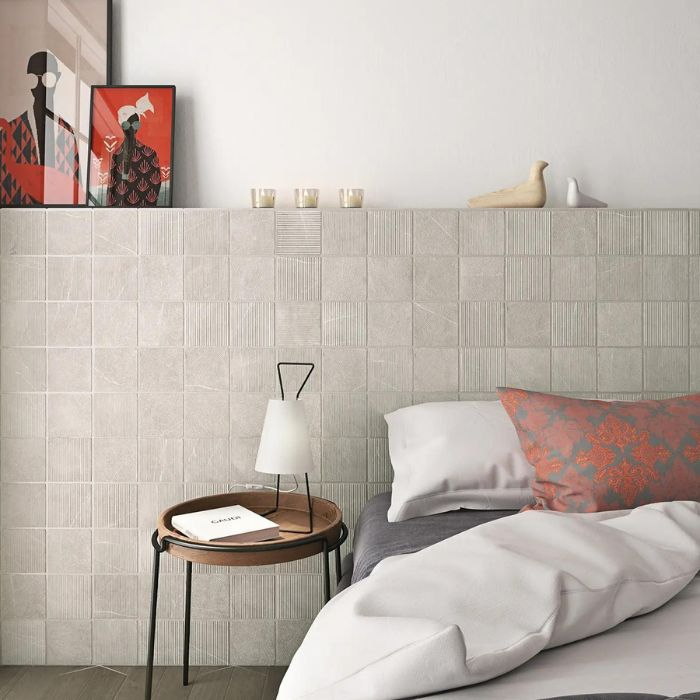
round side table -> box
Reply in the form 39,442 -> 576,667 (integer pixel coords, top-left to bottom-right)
144,491 -> 347,700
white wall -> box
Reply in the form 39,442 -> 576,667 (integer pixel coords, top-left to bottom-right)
115,0 -> 700,209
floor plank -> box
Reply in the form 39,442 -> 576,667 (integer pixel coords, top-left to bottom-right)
188,666 -> 234,699
152,665 -> 200,700
0,667 -> 26,699
223,667 -> 267,700
113,666 -> 165,700
262,667 -> 287,700
75,667 -> 128,700
4,667 -> 67,700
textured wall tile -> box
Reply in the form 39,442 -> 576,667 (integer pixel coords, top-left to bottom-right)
551,302 -> 596,347
47,438 -> 90,482
93,348 -> 137,392
230,302 -> 274,347
1,438 -> 46,482
47,301 -> 91,346
505,210 -> 551,254
691,257 -> 700,300
414,302 -> 458,347
93,257 -> 138,300
138,393 -> 183,438
47,483 -> 91,528
93,484 -> 138,529
94,208 -> 138,255
597,302 -> 642,346
185,302 -> 229,346
597,348 -> 643,392
506,302 -> 550,347
413,209 -> 458,255
321,210 -> 367,255
276,302 -> 321,346
1,302 -> 45,346
0,574 -> 46,618
185,256 -> 229,300
136,573 -> 183,619
47,210 -> 92,254
94,529 -> 138,574
93,619 -> 138,664
322,394 -> 366,437
414,348 -> 458,392
644,210 -> 689,255
598,210 -> 643,255
138,256 -> 183,301
138,209 -> 183,254
185,392 -> 229,438
692,303 -> 700,346
551,210 -> 597,255
230,256 -> 274,301
231,575 -> 275,619
229,348 -> 275,392
48,393 -> 91,437
459,348 -> 506,392
368,438 -> 391,482
0,620 -> 46,664
94,438 -> 137,482
94,574 -> 138,618
321,257 -> 367,300
322,438 -> 367,481
138,348 -> 183,392
137,483 -> 182,530
596,256 -> 642,301
368,257 -> 413,301
367,347 -> 413,391
183,209 -> 229,255
230,394 -> 269,438
322,348 -> 367,392
186,348 -> 230,391
139,302 -> 184,346
368,210 -> 412,255
414,256 -> 458,301
644,348 -> 689,392
0,529 -> 45,573
1,257 -> 45,300
93,302 -> 137,346
275,210 -> 321,255
321,483 -> 367,526
367,302 -> 411,347
46,620 -> 92,665
505,257 -> 550,301
459,256 -> 504,300
505,348 -> 551,391
137,619 -> 182,664
0,394 -> 45,438
458,210 -> 505,255
229,620 -> 275,665
190,621 -> 230,665
458,301 -> 504,347
47,348 -> 90,392
276,256 -> 321,301
229,436 -> 262,482
277,575 -> 323,620
184,438 -> 229,482
367,393 -> 412,437
230,210 -> 274,255
644,302 -> 688,346
0,209 -> 45,255
46,528 -> 91,574
1,347 -> 46,391
93,394 -> 137,438
643,257 -> 688,300
551,257 -> 596,301
322,301 -> 367,346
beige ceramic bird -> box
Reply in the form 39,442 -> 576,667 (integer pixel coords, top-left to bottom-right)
468,160 -> 548,208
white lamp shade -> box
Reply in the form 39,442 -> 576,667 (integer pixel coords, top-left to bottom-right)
255,399 -> 313,475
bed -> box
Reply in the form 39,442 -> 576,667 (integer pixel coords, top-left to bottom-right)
332,492 -> 700,700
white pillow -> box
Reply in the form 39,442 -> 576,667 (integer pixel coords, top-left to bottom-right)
386,401 -> 535,522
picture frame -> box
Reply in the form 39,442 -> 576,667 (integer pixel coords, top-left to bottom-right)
0,0 -> 112,207
86,85 -> 176,208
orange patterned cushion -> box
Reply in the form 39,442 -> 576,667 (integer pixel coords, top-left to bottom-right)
498,388 -> 700,512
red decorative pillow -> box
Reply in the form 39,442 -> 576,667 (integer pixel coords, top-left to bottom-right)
498,388 -> 700,512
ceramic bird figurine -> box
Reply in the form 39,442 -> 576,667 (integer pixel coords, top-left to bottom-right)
468,160 -> 548,208
566,177 -> 608,208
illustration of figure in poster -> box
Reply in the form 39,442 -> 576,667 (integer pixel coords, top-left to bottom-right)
0,51 -> 81,205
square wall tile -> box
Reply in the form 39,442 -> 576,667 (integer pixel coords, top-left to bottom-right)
597,210 -> 642,255
276,302 -> 321,346
138,439 -> 183,482
183,209 -> 229,255
275,347 -> 322,393
597,302 -> 642,346
139,256 -> 183,301
321,257 -> 367,300
276,256 -> 321,301
186,347 -> 230,391
505,210 -> 551,254
1,302 -> 45,346
596,256 -> 642,301
230,302 -> 274,347
46,574 -> 91,619
414,348 -> 458,392
322,394 -> 366,437
1,209 -> 46,255
94,257 -> 138,300
551,348 -> 597,393
138,393 -> 183,438
47,302 -> 91,346
1,257 -> 45,300
505,257 -> 549,301
0,529 -> 46,573
367,347 -> 413,391
185,392 -> 229,438
1,621 -> 46,663
414,302 -> 458,347
275,210 -> 321,255
93,394 -> 137,438
597,348 -> 643,392
644,302 -> 688,347
368,257 -> 412,301
367,302 -> 411,347
138,210 -> 183,255
230,393 -> 269,438
94,483 -> 138,528
459,210 -> 505,255
367,393 -> 412,437
644,210 -> 689,255
459,301 -> 504,347
139,302 -> 184,346
230,209 -> 274,255
459,256 -> 504,300
47,483 -> 91,528
138,348 -> 183,391
321,210 -> 366,255
94,209 -> 138,255
551,257 -> 596,301
322,348 -> 367,392
2,438 -> 46,482
229,620 -> 275,665
551,302 -> 596,347
643,257 -> 688,300
93,302 -> 137,346
94,574 -> 138,618
413,209 -> 458,255
1,347 -> 46,391
414,256 -> 458,301
48,393 -> 91,437
46,529 -> 91,574
506,303 -> 550,347
505,348 -> 550,391
185,256 -> 229,300
0,574 -> 46,619
94,438 -> 137,482
47,438 -> 90,481
230,257 -> 275,300
551,210 -> 597,255
48,348 -> 91,392
1,483 -> 45,528
47,210 -> 91,254
94,348 -> 137,392
46,621 -> 92,665
1,394 -> 45,437
322,302 -> 366,346
644,348 -> 689,392
184,439 -> 229,482
93,620 -> 138,664
368,210 -> 412,255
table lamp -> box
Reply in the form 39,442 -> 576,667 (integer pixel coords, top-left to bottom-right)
255,362 -> 315,533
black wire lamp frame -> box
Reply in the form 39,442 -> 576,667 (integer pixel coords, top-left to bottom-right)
259,361 -> 315,534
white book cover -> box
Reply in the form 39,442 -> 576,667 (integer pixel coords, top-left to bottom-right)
172,505 -> 280,543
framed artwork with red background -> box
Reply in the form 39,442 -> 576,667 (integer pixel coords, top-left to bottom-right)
87,85 -> 175,207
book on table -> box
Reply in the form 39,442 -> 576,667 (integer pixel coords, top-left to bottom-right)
172,505 -> 280,543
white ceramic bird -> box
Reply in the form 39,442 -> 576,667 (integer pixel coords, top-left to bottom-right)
566,177 -> 607,208
468,161 -> 548,208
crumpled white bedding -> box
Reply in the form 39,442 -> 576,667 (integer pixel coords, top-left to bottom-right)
278,501 -> 700,700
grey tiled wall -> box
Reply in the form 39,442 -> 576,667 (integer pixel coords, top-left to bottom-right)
0,206 -> 698,665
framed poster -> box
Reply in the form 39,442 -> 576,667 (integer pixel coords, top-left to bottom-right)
0,0 -> 112,206
87,85 -> 176,207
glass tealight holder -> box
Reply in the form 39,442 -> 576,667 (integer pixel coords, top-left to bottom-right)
294,188 -> 319,208
339,188 -> 364,208
251,188 -> 276,208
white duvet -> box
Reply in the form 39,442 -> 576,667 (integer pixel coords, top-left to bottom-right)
278,501 -> 700,700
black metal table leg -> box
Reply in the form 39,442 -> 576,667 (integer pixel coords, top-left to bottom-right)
145,532 -> 164,700
183,561 -> 192,686
322,539 -> 331,603
334,545 -> 342,585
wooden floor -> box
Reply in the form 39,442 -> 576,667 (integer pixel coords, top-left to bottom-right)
0,665 -> 286,700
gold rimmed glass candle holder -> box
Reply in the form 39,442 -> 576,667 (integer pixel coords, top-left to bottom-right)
294,188 -> 319,208
251,188 -> 276,208
339,188 -> 364,208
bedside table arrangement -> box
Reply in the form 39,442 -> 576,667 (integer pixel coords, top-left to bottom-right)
145,491 -> 347,700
